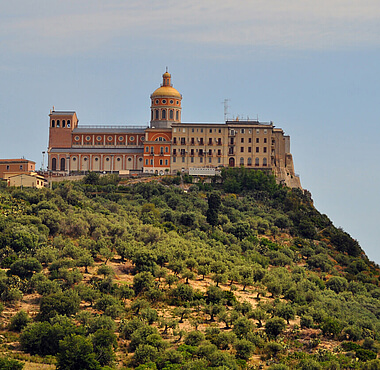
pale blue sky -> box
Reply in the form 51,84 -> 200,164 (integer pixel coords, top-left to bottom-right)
1,1 -> 380,262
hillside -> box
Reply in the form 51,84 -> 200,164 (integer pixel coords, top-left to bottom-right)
0,168 -> 380,370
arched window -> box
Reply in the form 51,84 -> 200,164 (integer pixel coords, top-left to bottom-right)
60,158 -> 65,171
162,109 -> 166,119
62,120 -> 66,128
255,157 -> 259,167
145,146 -> 149,153
160,146 -> 164,155
176,111 -> 179,120
240,157 -> 244,166
247,158 -> 252,166
51,120 -> 55,127
263,158 -> 267,167
67,120 -> 71,128
52,158 -> 57,171
155,110 -> 159,119
169,110 -> 174,119
56,120 -> 60,128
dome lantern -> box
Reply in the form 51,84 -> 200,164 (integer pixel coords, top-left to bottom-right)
150,70 -> 182,129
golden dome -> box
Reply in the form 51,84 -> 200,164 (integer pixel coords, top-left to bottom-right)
151,70 -> 182,98
151,85 -> 181,98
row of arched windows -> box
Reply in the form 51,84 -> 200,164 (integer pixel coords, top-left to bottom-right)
51,156 -> 143,171
51,119 -> 71,128
152,109 -> 180,121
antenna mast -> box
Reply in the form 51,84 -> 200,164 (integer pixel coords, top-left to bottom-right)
223,99 -> 230,122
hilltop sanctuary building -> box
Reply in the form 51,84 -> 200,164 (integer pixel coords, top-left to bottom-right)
48,71 -> 301,188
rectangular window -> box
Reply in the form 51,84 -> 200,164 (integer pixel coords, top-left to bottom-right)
182,157 -> 185,163
256,138 -> 259,143
145,159 -> 148,165
218,157 -> 221,163
209,129 -> 212,133
165,159 -> 168,165
256,147 -> 259,153
264,129 -> 267,134
192,128 -> 194,133
249,130 -> 252,134
173,137 -> 177,144
248,138 -> 252,143
183,128 -> 186,133
256,129 -> 260,134
241,138 -> 244,143
201,129 -> 203,133
264,138 -> 267,143
150,159 -> 153,165
264,147 -> 267,153
191,157 -> 194,163
6,165 -> 9,170
209,157 -> 212,163
20,165 -> 23,170
241,129 -> 245,134
248,147 -> 252,153
173,157 -> 176,163
240,147 -> 244,152
174,128 -> 177,132
218,129 -> 221,133
200,157 -> 203,163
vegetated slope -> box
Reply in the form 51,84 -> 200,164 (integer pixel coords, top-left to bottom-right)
0,169 -> 379,370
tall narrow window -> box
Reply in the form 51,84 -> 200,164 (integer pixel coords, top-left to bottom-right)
162,110 -> 166,119
52,158 -> 57,171
176,111 -> 179,120
169,110 -> 174,119
255,157 -> 259,167
52,120 -> 55,127
60,158 -> 65,171
155,110 -> 159,119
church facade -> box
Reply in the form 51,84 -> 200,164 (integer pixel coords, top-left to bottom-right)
47,71 -> 301,188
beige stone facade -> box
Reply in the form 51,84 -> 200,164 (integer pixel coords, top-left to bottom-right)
7,173 -> 46,188
47,70 -> 301,188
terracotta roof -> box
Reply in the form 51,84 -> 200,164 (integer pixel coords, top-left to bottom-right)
0,159 -> 35,164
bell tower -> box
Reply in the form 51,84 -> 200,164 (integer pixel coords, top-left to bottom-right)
150,70 -> 182,129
